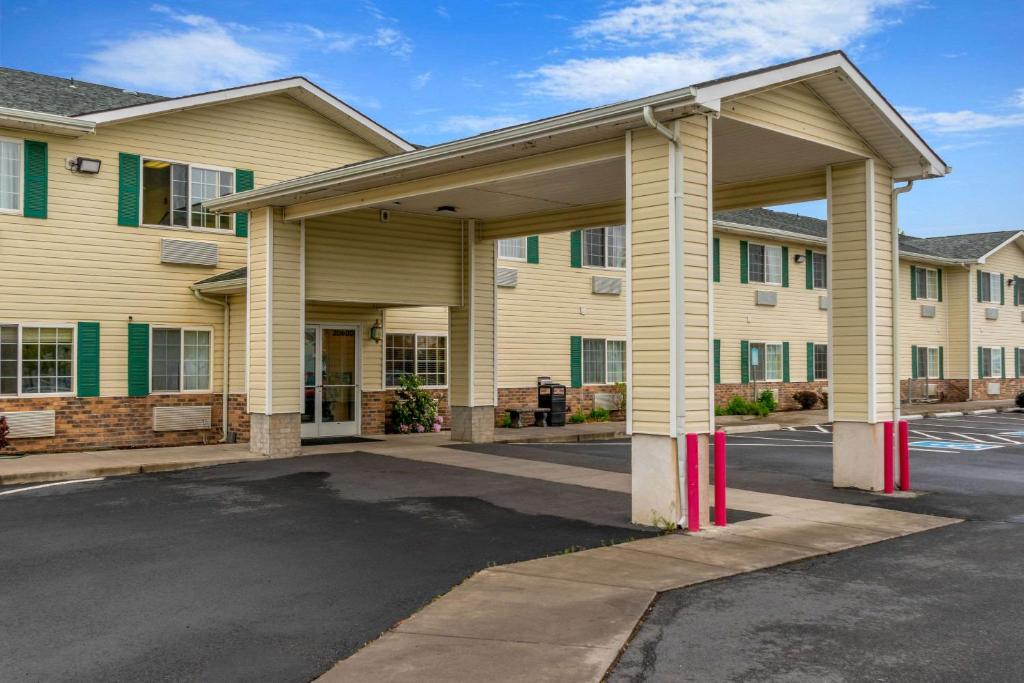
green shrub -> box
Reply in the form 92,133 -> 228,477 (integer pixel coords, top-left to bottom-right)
498,413 -> 513,428
588,407 -> 611,422
792,390 -> 819,410
568,409 -> 587,424
725,396 -> 754,415
388,374 -> 439,433
718,393 -> 775,417
757,389 -> 778,412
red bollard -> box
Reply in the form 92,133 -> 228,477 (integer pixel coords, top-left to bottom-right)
685,433 -> 700,532
714,431 -> 727,526
899,420 -> 911,491
883,421 -> 894,494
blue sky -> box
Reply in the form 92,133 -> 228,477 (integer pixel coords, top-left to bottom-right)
1,0 -> 1022,235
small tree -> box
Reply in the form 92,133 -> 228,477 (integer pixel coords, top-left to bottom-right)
389,375 -> 439,433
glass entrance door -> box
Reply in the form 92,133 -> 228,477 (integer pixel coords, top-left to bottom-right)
301,325 -> 359,438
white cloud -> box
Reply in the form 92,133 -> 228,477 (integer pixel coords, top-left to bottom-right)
373,27 -> 413,57
1016,88 -> 1024,108
527,0 -> 911,102
904,109 -> 1024,134
436,114 -> 525,135
413,71 -> 432,89
81,7 -> 280,94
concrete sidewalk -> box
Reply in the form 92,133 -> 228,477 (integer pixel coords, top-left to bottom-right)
316,470 -> 958,683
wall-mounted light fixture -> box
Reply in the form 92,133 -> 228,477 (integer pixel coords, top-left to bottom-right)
794,253 -> 806,263
68,157 -> 102,174
436,205 -> 457,213
369,319 -> 383,343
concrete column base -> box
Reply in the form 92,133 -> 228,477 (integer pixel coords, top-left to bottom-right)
451,406 -> 495,443
631,433 -> 711,528
833,421 -> 886,490
250,413 -> 301,457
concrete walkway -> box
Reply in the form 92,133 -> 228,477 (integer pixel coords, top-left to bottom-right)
315,443 -> 959,683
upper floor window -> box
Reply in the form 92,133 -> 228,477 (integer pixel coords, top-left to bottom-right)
142,159 -> 233,231
749,244 -> 783,285
0,324 -> 74,396
0,139 -> 22,213
914,267 -> 940,300
978,271 -> 1001,304
497,237 -> 527,261
583,226 -> 626,269
811,252 -> 827,289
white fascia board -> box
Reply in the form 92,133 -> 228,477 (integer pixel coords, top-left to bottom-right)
693,52 -> 949,181
975,231 -> 1024,264
192,279 -> 246,294
0,107 -> 95,137
75,78 -> 412,153
714,220 -> 826,246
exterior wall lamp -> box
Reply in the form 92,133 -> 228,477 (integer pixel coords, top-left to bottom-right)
370,319 -> 383,343
794,253 -> 806,263
68,157 -> 102,174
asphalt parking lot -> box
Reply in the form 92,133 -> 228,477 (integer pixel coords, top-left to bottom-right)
0,450 -> 651,683
610,411 -> 1024,682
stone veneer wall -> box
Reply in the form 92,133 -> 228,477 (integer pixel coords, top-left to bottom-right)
0,394 -> 249,454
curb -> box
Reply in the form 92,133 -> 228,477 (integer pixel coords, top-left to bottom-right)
494,429 -> 626,444
969,408 -> 998,415
721,423 -> 782,434
931,411 -> 964,418
901,414 -> 924,421
0,456 -> 262,487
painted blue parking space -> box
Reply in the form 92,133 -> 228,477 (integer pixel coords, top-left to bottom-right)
909,440 -> 1002,452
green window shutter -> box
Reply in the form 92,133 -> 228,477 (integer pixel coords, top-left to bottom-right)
939,347 -> 944,379
1016,348 -> 1021,379
806,342 -> 815,382
782,342 -> 790,382
1000,274 -> 1005,305
1001,347 -> 1006,378
570,231 -> 582,268
569,336 -> 582,388
911,345 -> 919,379
526,236 -> 540,264
937,269 -> 943,302
740,340 -> 750,384
1014,277 -> 1021,306
23,140 -> 48,218
977,271 -> 984,303
739,241 -> 748,284
805,250 -> 813,289
713,339 -> 721,384
781,247 -> 789,288
977,346 -> 984,379
909,266 -> 917,300
118,152 -> 141,227
234,169 -> 254,237
713,238 -> 720,283
127,323 -> 150,397
76,322 -> 100,398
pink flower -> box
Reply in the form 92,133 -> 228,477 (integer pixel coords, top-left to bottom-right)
399,424 -> 410,433
415,423 -> 425,433
432,423 -> 442,432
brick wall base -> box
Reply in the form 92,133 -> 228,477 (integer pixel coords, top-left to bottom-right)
0,393 -> 250,454
360,389 -> 450,435
495,385 -> 626,426
715,381 -> 829,412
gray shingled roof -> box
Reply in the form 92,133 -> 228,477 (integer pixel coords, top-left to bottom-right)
0,67 -> 166,116
194,267 -> 246,286
716,208 -> 1021,262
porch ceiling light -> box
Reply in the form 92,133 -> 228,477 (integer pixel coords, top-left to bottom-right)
436,205 -> 457,213
370,319 -> 383,343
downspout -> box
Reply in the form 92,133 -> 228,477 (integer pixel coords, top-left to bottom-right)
965,262 -> 974,400
891,180 -> 914,417
192,288 -> 230,442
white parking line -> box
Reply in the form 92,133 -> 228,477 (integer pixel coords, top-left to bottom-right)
730,442 -> 832,448
912,430 -> 942,440
949,432 -> 985,443
0,478 -> 104,497
813,425 -> 830,433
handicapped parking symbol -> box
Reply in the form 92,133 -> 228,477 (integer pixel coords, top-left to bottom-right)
910,440 -> 1002,451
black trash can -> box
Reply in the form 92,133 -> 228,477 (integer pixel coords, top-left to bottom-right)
538,382 -> 566,426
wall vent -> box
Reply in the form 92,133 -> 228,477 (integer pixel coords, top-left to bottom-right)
755,290 -> 777,306
592,276 -> 623,295
985,307 -> 1000,320
987,382 -> 1002,396
161,238 -> 219,266
496,267 -> 518,288
818,296 -> 830,310
153,406 -> 212,432
0,410 -> 56,438
593,392 -> 622,411
925,383 -> 940,398
920,304 -> 936,318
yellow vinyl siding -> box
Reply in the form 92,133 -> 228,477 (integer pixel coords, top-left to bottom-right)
715,170 -> 827,212
386,307 -> 449,334
495,233 -> 626,387
0,93 -> 392,401
480,201 -> 625,240
970,243 -> 1024,377
900,261 -> 950,380
713,233 -> 828,385
305,210 -> 462,306
872,162 -> 895,417
269,213 -> 302,414
473,239 -> 496,406
943,268 -> 971,379
247,208 -> 268,412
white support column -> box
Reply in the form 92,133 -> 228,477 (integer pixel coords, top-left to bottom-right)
449,219 -> 497,442
629,117 -> 712,526
829,159 -> 897,489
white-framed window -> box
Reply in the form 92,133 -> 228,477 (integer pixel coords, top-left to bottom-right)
978,271 -> 1001,304
497,237 -> 527,261
813,343 -> 828,380
0,138 -> 22,214
151,327 -> 212,393
0,323 -> 75,396
583,226 -> 626,269
811,252 -> 827,289
980,346 -> 1003,378
748,244 -> 783,285
582,338 -> 627,385
142,158 -> 234,231
750,342 -> 783,382
915,346 -> 941,378
914,267 -> 940,300
385,333 -> 448,388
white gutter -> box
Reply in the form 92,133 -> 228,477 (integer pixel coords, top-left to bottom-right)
0,107 -> 95,136
191,288 -> 231,442
891,181 -> 914,421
